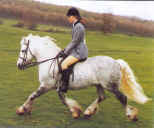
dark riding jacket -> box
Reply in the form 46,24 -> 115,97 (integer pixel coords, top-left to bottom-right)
64,21 -> 88,60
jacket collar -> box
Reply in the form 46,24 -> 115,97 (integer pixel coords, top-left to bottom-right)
73,20 -> 80,27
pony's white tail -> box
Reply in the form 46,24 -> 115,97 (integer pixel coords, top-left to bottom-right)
117,59 -> 151,104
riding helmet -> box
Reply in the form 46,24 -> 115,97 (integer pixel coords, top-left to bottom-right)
66,7 -> 81,18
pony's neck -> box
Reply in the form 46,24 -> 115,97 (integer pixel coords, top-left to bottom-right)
31,37 -> 61,62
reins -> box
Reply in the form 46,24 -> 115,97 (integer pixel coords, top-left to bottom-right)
22,52 -> 61,70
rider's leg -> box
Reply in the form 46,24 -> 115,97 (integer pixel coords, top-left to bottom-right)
57,55 -> 81,118
60,55 -> 79,92
61,55 -> 79,71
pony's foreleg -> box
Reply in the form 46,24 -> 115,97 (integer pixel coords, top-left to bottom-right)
58,91 -> 82,119
16,84 -> 51,115
84,85 -> 105,118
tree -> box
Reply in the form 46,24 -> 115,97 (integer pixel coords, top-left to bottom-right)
102,13 -> 117,34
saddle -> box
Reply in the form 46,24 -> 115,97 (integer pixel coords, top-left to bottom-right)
58,58 -> 86,93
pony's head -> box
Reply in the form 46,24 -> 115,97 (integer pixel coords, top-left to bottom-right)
17,34 -> 61,70
17,35 -> 35,70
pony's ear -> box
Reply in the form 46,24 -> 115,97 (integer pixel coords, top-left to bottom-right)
23,38 -> 27,45
20,37 -> 26,45
23,38 -> 29,45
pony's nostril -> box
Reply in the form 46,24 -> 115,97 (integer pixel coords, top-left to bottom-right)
18,64 -> 23,70
133,117 -> 138,122
17,64 -> 21,68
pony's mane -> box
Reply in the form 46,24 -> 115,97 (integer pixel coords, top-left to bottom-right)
23,34 -> 61,50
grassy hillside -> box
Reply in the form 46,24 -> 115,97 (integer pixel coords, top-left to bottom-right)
0,18 -> 153,128
0,0 -> 154,37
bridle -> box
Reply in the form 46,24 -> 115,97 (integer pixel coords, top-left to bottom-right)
19,39 -> 61,71
19,39 -> 36,69
19,40 -> 34,67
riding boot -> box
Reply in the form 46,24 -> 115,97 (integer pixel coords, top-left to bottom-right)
60,69 -> 70,93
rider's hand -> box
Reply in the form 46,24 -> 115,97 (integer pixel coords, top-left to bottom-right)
58,50 -> 66,57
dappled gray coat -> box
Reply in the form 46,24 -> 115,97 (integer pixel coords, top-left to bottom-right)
64,21 -> 88,60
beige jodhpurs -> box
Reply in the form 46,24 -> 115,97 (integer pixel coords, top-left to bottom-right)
61,56 -> 79,71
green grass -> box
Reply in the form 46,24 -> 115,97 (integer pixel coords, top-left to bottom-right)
0,18 -> 154,128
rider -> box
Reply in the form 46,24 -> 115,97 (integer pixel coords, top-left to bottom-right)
59,7 -> 88,92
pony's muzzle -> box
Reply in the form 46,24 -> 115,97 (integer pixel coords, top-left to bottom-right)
17,63 -> 25,70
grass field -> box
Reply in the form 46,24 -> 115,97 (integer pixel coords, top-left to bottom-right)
0,18 -> 154,128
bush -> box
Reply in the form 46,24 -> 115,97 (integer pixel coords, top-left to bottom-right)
27,23 -> 37,31
13,20 -> 37,31
44,28 -> 54,33
102,13 -> 117,34
13,21 -> 24,28
0,19 -> 3,25
44,27 -> 68,34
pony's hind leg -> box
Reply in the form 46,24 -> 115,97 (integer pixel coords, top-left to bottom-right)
84,85 -> 105,118
111,83 -> 127,107
16,84 -> 51,115
111,83 -> 138,121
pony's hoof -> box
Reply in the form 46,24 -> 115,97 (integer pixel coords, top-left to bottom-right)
16,106 -> 32,115
84,109 -> 93,119
126,105 -> 138,122
16,107 -> 25,115
72,112 -> 80,119
129,115 -> 138,122
84,105 -> 98,119
132,117 -> 138,122
84,107 -> 97,119
127,115 -> 138,122
71,107 -> 82,119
